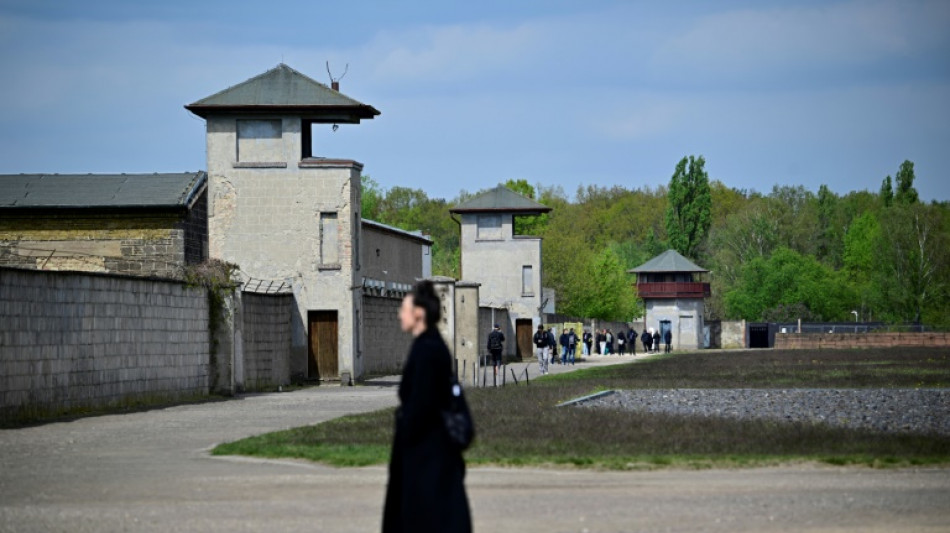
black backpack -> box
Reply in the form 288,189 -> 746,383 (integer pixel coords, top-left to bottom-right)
442,379 -> 475,450
488,331 -> 503,351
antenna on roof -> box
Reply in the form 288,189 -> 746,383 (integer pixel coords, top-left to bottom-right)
326,61 -> 348,91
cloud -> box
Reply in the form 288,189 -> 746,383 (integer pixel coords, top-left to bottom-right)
650,0 -> 950,84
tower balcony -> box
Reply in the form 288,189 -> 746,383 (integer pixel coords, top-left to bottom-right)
636,281 -> 711,299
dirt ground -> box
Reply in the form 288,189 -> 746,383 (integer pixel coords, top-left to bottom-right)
1,357 -> 948,533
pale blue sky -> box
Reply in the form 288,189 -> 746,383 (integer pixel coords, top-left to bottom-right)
0,0 -> 947,200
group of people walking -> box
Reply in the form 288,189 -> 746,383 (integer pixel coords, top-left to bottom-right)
491,322 -> 677,378
640,327 -> 672,353
531,325 -> 580,375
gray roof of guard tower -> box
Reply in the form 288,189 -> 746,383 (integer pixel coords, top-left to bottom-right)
629,249 -> 709,273
185,63 -> 380,122
450,185 -> 552,214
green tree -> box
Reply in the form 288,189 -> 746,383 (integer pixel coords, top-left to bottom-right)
503,179 -> 550,236
876,203 -> 947,323
724,247 -> 856,321
665,155 -> 712,259
880,175 -> 894,207
895,160 -> 919,205
360,175 -> 382,220
575,248 -> 640,321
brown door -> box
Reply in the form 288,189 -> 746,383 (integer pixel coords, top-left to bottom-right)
516,319 -> 533,361
308,311 -> 339,380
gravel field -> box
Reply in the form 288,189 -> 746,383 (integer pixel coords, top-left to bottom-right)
583,389 -> 950,436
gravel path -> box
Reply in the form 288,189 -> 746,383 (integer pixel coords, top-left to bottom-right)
583,389 -> 950,436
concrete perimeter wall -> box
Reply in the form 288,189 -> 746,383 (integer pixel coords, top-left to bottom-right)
240,292 -> 293,391
0,267 -> 209,420
361,294 -> 412,376
775,332 -> 950,350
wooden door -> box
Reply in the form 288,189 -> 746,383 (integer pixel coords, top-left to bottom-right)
516,319 -> 533,361
308,311 -> 339,380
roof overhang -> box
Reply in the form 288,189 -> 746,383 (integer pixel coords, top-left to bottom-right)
449,207 -> 553,215
184,104 -> 380,122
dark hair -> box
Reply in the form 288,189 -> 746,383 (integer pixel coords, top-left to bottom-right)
411,280 -> 441,329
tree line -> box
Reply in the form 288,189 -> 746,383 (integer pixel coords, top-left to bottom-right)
361,159 -> 949,326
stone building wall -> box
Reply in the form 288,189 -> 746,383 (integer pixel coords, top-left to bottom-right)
0,267 -> 209,421
0,195 -> 209,279
240,292 -> 293,390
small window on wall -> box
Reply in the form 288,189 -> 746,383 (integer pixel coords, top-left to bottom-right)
237,119 -> 282,162
320,212 -> 340,267
477,214 -> 502,240
522,265 -> 534,296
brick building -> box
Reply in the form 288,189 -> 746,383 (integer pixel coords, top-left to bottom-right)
0,172 -> 207,278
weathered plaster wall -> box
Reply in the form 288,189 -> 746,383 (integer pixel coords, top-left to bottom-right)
0,212 -> 192,278
205,115 -> 362,381
721,320 -> 746,349
0,268 -> 209,421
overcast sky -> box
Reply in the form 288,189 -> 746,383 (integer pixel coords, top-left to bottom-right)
1,0 -> 947,201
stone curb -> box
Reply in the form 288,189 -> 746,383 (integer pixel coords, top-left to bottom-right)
555,389 -> 615,408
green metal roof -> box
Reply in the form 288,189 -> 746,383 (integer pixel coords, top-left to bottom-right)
629,249 -> 708,273
450,185 -> 552,214
185,63 -> 380,122
0,172 -> 206,210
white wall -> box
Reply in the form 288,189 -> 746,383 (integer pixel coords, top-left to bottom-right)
644,298 -> 705,350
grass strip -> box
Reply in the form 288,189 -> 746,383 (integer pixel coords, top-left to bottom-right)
213,347 -> 950,470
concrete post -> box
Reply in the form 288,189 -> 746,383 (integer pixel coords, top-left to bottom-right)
454,281 -> 480,384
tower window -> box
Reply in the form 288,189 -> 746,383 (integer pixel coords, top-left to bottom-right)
237,119 -> 282,162
522,265 -> 534,296
477,214 -> 502,240
320,212 -> 340,268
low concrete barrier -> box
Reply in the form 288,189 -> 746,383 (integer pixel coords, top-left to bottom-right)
774,331 -> 950,350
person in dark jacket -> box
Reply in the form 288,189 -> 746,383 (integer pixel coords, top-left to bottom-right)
641,330 -> 651,353
383,281 -> 472,533
558,330 -> 570,365
664,329 -> 673,353
627,328 -> 637,355
583,330 -> 592,356
487,324 -> 505,376
653,330 -> 661,353
617,330 -> 626,355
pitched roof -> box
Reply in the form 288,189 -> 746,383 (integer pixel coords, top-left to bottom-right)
450,185 -> 552,214
362,219 -> 433,244
185,63 -> 380,122
0,172 -> 207,210
629,249 -> 708,273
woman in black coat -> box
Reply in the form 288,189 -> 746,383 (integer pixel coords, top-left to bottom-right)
383,281 -> 472,533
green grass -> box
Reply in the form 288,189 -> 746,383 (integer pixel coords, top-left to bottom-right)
213,347 -> 950,470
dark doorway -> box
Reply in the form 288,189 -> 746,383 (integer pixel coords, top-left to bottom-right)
516,319 -> 533,361
749,323 -> 770,348
659,320 -> 672,342
308,311 -> 339,379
